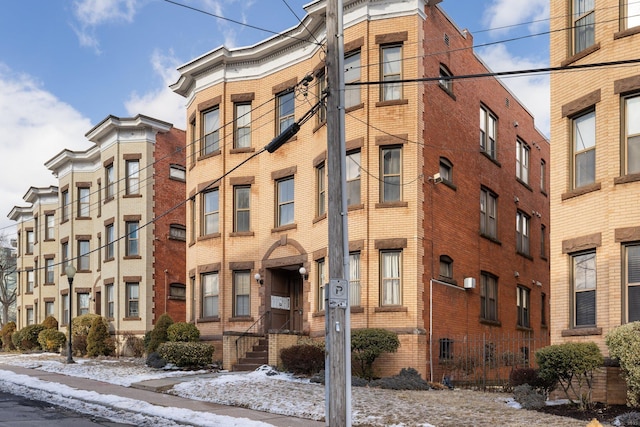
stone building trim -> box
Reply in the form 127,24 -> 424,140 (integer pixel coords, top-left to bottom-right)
561,89 -> 601,118
561,233 -> 602,254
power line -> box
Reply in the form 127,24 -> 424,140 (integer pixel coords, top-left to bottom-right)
162,0 -> 323,46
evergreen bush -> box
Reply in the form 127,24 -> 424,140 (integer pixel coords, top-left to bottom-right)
42,316 -> 58,330
351,328 -> 400,380
535,342 -> 603,410
1,321 -> 16,351
86,316 -> 115,357
12,324 -> 47,351
37,328 -> 66,352
167,322 -> 200,342
280,343 -> 325,375
606,321 -> 640,406
147,313 -> 173,353
157,342 -> 214,368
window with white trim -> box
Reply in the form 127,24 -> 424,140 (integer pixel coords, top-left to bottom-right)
202,272 -> 219,318
380,250 -> 401,306
573,110 -> 596,188
573,251 -> 596,327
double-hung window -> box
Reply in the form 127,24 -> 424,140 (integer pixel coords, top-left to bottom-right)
202,272 -> 219,318
439,255 -> 453,279
480,188 -> 498,239
105,163 -> 115,199
439,157 -> 453,183
276,177 -> 294,227
517,286 -> 530,328
344,51 -> 361,108
61,190 -> 69,222
62,295 -> 69,325
45,214 -> 55,240
480,106 -> 497,159
233,186 -> 250,233
625,244 -> 640,322
316,163 -> 326,217
381,45 -> 402,101
381,146 -> 402,202
573,110 -> 596,188
540,160 -> 547,192
125,221 -> 139,256
380,250 -> 401,306
78,293 -> 90,316
45,258 -> 54,284
317,258 -> 326,311
347,151 -> 361,206
106,284 -> 114,319
480,273 -> 498,321
349,252 -> 361,306
234,103 -> 251,149
126,283 -> 139,318
126,160 -> 140,195
516,211 -> 530,256
516,139 -> 530,184
624,94 -> 640,175
105,224 -> 115,260
26,230 -> 34,254
277,91 -> 295,135
61,242 -> 69,270
78,240 -> 90,271
317,71 -> 327,124
573,251 -> 596,327
573,0 -> 595,54
26,270 -> 34,293
78,187 -> 90,217
233,271 -> 251,317
623,0 -> 640,29
203,189 -> 220,235
203,107 -> 220,155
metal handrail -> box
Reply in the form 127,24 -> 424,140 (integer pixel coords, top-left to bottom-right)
235,311 -> 270,360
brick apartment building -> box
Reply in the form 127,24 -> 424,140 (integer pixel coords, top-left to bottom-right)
171,0 -> 549,379
550,0 -> 640,403
9,115 -> 187,349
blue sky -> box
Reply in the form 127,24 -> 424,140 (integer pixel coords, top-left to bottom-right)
0,0 -> 549,237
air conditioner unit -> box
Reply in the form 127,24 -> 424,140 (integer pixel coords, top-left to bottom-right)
463,277 -> 476,289
432,173 -> 443,184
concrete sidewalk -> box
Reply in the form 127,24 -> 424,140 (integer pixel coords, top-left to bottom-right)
0,363 -> 324,427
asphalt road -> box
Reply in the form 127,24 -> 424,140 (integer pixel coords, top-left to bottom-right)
0,390 -> 135,426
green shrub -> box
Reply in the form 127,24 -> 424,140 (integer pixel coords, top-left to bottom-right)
37,328 -> 66,352
606,321 -> 640,407
157,342 -> 214,368
351,328 -> 400,380
167,322 -> 200,342
1,321 -> 16,351
280,344 -> 325,375
12,324 -> 47,351
71,314 -> 104,356
535,342 -> 603,410
42,316 -> 58,330
87,316 -> 115,357
147,313 -> 173,353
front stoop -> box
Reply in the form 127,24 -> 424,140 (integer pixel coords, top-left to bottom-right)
232,338 -> 268,372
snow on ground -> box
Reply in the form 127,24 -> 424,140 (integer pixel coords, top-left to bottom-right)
0,353 -> 589,427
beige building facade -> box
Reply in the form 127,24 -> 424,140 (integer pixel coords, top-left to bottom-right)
550,0 -> 640,403
10,115 -> 187,349
174,0 -> 550,379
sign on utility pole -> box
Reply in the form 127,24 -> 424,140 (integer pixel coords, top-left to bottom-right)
325,0 -> 351,425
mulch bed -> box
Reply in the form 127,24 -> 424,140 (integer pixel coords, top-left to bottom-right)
534,402 -> 634,424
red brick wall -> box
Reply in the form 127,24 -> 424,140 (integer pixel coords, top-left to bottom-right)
152,127 -> 187,323
422,6 -> 551,346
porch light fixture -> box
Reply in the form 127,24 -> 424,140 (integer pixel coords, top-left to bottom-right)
299,266 -> 308,280
254,273 -> 263,285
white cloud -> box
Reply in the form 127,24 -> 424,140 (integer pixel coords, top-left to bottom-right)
0,64 -> 92,235
477,44 -> 550,137
124,50 -> 186,127
72,0 -> 140,52
483,0 -> 549,36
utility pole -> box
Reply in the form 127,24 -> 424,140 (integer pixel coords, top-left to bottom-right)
325,0 -> 351,425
